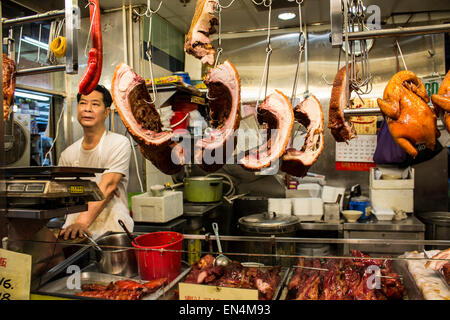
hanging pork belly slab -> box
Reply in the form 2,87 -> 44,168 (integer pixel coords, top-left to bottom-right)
111,63 -> 184,174
184,0 -> 218,65
194,60 -> 241,172
281,95 -> 324,177
239,90 -> 294,171
328,64 -> 358,143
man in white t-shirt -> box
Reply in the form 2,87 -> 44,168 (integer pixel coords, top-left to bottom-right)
59,85 -> 134,239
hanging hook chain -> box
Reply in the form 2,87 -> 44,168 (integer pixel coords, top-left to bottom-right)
213,0 -> 239,67
254,0 -> 273,111
84,1 -> 97,58
134,0 -> 162,17
291,0 -> 306,105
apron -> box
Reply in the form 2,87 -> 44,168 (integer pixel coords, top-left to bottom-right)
63,130 -> 134,239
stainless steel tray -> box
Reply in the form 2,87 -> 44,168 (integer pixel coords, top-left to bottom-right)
279,259 -> 421,300
37,261 -> 191,300
158,263 -> 290,300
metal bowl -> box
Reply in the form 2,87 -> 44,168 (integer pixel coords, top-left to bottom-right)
94,233 -> 138,277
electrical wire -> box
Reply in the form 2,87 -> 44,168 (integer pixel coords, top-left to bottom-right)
42,102 -> 65,166
128,135 -> 144,192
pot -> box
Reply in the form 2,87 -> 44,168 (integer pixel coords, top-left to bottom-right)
94,233 -> 138,277
183,176 -> 223,203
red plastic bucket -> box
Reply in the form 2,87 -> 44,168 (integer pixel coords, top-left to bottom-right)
132,232 -> 184,281
170,111 -> 189,131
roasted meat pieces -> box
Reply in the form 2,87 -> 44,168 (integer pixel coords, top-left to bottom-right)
3,54 -> 16,121
184,254 -> 281,300
425,248 -> 450,285
431,70 -> 450,133
75,278 -> 168,300
185,0 -> 218,65
239,90 -> 294,171
287,250 -> 405,300
377,70 -> 438,158
328,64 -> 358,142
281,95 -> 324,177
111,63 -> 184,174
194,60 -> 241,171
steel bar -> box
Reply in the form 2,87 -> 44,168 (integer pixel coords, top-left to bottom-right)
343,107 -> 382,116
15,64 -> 66,77
346,23 -> 450,41
2,10 -> 66,27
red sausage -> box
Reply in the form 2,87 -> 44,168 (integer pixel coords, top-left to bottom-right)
78,0 -> 102,95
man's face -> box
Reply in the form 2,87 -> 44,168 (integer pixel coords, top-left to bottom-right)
77,90 -> 110,128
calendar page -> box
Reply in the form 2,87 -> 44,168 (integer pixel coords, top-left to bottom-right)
335,135 -> 377,163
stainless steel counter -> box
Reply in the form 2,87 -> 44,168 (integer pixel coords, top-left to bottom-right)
343,216 -> 425,232
343,215 -> 425,255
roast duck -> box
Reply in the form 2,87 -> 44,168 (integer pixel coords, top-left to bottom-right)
185,0 -> 218,65
79,0 -> 102,95
377,71 -> 438,158
3,54 -> 16,121
75,278 -> 167,300
287,250 -> 405,300
425,248 -> 450,285
431,70 -> 450,133
328,64 -> 358,142
281,95 -> 324,177
184,254 -> 281,300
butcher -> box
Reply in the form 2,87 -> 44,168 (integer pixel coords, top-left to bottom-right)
58,85 -> 134,239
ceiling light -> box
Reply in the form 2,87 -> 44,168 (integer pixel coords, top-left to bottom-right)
278,12 -> 296,21
21,36 -> 49,50
15,90 -> 50,102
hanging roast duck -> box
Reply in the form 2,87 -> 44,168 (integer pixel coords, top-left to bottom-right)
431,70 -> 450,133
377,70 -> 438,158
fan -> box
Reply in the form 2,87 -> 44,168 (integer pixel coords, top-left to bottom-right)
4,115 -> 30,167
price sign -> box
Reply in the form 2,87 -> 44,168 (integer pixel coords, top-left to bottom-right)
423,76 -> 444,98
0,249 -> 32,300
179,283 -> 258,300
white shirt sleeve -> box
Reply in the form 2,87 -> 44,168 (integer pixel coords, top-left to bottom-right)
103,136 -> 131,177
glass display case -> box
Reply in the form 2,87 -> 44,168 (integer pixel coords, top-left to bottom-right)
3,231 -> 448,301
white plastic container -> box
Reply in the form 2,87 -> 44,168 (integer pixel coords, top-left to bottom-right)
131,190 -> 183,223
268,198 -> 292,215
292,198 -> 324,222
321,186 -> 345,211
370,167 -> 414,212
371,207 -> 395,221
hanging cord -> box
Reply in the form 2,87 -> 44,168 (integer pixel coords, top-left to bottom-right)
84,1 -> 97,59
47,18 -> 65,64
290,0 -> 305,106
395,40 -> 408,71
253,0 -> 273,112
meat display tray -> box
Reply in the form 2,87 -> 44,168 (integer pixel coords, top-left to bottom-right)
157,264 -> 290,300
37,262 -> 191,300
278,259 -> 424,300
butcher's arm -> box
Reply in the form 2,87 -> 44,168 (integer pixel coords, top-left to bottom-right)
61,172 -> 123,239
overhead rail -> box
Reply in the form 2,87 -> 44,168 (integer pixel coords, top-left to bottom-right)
1,0 -> 80,76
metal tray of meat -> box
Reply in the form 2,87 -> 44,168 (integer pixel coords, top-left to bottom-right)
279,258 -> 415,300
157,262 -> 290,301
37,261 -> 191,300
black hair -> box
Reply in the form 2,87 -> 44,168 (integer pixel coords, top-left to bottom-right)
77,85 -> 113,108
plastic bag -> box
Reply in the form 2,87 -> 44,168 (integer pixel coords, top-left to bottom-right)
373,119 -> 443,166
373,120 -> 409,165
